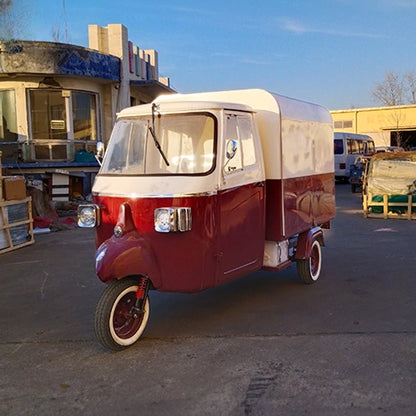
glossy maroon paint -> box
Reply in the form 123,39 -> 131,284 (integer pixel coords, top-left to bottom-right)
93,172 -> 332,293
95,228 -> 162,287
93,182 -> 265,293
217,182 -> 265,283
266,172 -> 335,240
94,193 -> 217,293
294,227 -> 323,260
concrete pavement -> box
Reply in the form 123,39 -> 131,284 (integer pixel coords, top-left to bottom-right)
1,184 -> 416,415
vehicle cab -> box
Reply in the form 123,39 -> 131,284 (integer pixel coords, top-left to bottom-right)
90,98 -> 266,293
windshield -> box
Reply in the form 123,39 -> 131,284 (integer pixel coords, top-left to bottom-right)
100,113 -> 216,175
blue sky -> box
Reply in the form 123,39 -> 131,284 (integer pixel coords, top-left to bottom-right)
10,0 -> 416,109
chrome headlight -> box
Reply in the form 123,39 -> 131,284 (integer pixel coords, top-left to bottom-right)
154,207 -> 192,233
154,208 -> 174,233
77,204 -> 100,228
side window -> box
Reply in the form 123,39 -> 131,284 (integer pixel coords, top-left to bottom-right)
346,138 -> 352,153
334,139 -> 344,155
347,138 -> 359,154
238,116 -> 256,167
224,115 -> 242,174
352,140 -> 359,154
224,114 -> 257,175
366,141 -> 375,154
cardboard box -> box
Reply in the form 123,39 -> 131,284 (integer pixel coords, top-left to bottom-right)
3,176 -> 26,201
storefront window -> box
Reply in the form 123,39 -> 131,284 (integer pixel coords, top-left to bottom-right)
28,89 -> 98,161
73,92 -> 97,141
30,90 -> 67,141
0,90 -> 18,161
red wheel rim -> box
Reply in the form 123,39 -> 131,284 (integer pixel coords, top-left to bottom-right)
310,243 -> 320,277
113,291 -> 144,339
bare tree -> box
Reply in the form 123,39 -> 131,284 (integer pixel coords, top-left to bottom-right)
372,71 -> 404,106
405,71 -> 416,104
0,0 -> 31,41
0,0 -> 14,40
0,0 -> 12,12
51,0 -> 69,43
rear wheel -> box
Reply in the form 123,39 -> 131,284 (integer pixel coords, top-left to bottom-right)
95,278 -> 150,351
296,240 -> 322,284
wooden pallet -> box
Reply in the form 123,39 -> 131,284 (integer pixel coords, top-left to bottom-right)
0,151 -> 34,253
0,198 -> 34,254
363,193 -> 416,220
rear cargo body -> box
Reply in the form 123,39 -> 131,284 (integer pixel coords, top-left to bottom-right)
154,89 -> 335,240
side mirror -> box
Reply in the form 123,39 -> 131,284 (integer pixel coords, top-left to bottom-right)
96,141 -> 105,157
226,139 -> 238,160
96,141 -> 105,166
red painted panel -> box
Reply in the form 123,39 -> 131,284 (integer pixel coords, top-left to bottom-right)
265,173 -> 335,240
93,194 -> 218,293
218,182 -> 265,283
283,172 -> 335,238
265,180 -> 284,241
91,174 -> 333,293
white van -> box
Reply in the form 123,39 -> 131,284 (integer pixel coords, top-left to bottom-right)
334,132 -> 375,181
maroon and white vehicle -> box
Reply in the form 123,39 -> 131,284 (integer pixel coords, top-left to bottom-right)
78,89 -> 336,350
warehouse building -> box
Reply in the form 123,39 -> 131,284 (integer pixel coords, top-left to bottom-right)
331,104 -> 416,150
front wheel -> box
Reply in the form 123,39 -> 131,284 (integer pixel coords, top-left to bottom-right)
95,278 -> 150,351
296,240 -> 322,284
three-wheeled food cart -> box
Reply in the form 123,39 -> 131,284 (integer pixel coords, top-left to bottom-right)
78,89 -> 336,350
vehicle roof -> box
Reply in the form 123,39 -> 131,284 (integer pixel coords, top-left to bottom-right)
155,89 -> 332,124
117,89 -> 332,124
117,100 -> 253,118
334,132 -> 372,140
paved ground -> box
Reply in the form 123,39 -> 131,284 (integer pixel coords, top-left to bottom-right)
1,184 -> 416,415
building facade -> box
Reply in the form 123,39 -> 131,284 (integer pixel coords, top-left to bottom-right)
331,105 -> 416,149
0,23 -> 173,197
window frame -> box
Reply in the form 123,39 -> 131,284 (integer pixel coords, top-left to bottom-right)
99,111 -> 218,177
223,112 -> 259,176
27,88 -> 100,161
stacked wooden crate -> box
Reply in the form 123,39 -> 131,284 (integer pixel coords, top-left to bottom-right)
0,151 -> 34,253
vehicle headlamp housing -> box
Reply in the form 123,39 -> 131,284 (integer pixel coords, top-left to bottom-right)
154,207 -> 192,233
77,204 -> 101,228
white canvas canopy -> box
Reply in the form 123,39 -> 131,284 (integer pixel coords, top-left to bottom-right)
367,153 -> 416,195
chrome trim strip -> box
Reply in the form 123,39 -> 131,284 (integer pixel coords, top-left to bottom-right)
223,259 -> 258,275
92,190 -> 218,198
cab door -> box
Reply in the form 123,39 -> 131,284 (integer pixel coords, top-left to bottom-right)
217,112 -> 266,283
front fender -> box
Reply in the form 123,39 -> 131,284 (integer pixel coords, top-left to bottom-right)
95,230 -> 161,287
294,227 -> 324,260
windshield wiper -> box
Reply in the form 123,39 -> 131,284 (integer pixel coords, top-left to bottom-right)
149,103 -> 169,166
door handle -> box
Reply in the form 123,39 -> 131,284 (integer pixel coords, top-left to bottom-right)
253,182 -> 264,188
